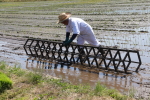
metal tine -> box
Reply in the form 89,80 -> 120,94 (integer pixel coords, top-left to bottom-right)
34,40 -> 40,57
122,51 -> 130,73
136,51 -> 142,72
61,45 -> 70,63
91,47 -> 100,65
24,39 -> 34,55
78,45 -> 85,65
42,41 -> 49,58
56,43 -> 63,61
45,41 -> 51,59
69,44 -> 78,63
30,39 -> 38,57
40,41 -> 46,58
112,50 -> 121,72
80,46 -> 91,67
98,48 -> 110,66
98,48 -> 111,70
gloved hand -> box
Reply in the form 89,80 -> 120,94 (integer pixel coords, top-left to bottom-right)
63,37 -> 69,43
63,39 -> 73,46
63,32 -> 70,43
63,34 -> 77,46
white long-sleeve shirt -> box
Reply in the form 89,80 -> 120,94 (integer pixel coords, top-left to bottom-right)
66,17 -> 92,35
66,17 -> 100,47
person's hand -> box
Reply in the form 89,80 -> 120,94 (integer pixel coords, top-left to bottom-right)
63,41 -> 67,44
63,37 -> 69,43
63,34 -> 77,46
63,39 -> 72,46
62,40 -> 68,46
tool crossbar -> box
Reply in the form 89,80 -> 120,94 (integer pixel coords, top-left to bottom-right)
24,38 -> 142,73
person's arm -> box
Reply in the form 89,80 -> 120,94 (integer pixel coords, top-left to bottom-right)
71,20 -> 80,35
70,34 -> 77,41
63,32 -> 70,43
64,34 -> 78,45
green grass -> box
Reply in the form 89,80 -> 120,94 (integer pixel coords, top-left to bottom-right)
0,2 -> 23,7
94,82 -> 129,100
0,61 -> 135,100
0,61 -> 6,70
26,72 -> 43,84
8,66 -> 25,77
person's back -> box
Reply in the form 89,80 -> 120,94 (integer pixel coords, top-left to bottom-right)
66,17 -> 92,35
70,17 -> 89,27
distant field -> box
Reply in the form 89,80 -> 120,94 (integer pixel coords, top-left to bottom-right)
0,0 -> 147,2
0,0 -> 107,2
0,0 -> 69,1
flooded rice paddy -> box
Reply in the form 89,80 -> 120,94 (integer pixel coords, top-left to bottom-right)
0,0 -> 150,99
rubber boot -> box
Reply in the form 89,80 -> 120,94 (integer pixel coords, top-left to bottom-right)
78,48 -> 85,55
99,46 -> 105,55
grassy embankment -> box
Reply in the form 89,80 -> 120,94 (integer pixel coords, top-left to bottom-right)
0,61 -> 135,100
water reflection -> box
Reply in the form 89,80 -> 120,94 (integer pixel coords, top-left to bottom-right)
25,57 -> 149,98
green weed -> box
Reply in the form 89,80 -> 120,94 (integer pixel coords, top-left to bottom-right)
0,61 -> 6,70
94,82 -> 129,100
94,82 -> 106,96
8,66 -> 25,77
26,72 -> 43,84
128,88 -> 136,98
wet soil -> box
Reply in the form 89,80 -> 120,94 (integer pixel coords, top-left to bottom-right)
0,0 -> 150,99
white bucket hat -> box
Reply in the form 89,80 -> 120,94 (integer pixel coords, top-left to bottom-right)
57,12 -> 71,23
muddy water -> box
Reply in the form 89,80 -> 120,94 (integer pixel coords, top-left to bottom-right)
25,57 -> 133,92
25,57 -> 149,98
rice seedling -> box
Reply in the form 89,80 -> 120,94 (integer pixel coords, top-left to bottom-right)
0,72 -> 12,93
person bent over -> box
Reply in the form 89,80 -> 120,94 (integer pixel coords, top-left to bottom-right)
57,12 -> 105,55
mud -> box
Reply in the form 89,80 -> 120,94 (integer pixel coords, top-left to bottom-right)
0,0 -> 150,99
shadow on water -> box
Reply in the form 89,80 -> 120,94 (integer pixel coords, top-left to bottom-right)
25,57 -> 145,94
